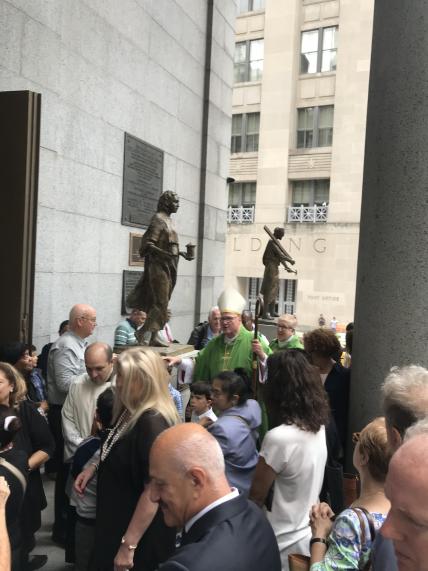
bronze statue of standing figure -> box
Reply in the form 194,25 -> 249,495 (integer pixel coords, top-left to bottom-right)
260,226 -> 296,320
126,191 -> 195,346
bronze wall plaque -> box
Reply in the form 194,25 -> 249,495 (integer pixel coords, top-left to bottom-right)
122,133 -> 164,228
129,232 -> 144,267
122,269 -> 144,314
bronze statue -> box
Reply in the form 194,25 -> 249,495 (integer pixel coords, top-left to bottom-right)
260,226 -> 296,320
126,191 -> 195,346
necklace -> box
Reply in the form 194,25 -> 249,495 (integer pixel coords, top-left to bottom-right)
100,409 -> 130,462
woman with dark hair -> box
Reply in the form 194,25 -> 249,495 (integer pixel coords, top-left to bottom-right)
208,368 -> 261,496
250,349 -> 330,570
0,405 -> 27,570
0,362 -> 54,570
303,328 -> 350,454
0,342 -> 48,415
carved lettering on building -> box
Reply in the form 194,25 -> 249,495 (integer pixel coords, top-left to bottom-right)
313,238 -> 327,253
251,238 -> 262,251
289,238 -> 302,252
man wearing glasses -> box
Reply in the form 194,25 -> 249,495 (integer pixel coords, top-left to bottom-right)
166,289 -> 271,384
47,303 -> 97,549
269,313 -> 303,352
192,288 -> 271,382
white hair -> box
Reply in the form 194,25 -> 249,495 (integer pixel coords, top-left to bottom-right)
404,417 -> 428,442
208,306 -> 220,320
382,365 -> 428,434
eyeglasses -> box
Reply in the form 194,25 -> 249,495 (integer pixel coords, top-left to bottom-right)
220,316 -> 237,323
277,325 -> 293,330
352,432 -> 361,444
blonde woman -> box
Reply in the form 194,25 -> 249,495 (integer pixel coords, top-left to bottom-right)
75,348 -> 180,571
309,418 -> 391,570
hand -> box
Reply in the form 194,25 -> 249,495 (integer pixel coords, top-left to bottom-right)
163,356 -> 182,369
0,477 -> 10,508
199,417 -> 214,428
40,400 -> 49,412
114,544 -> 135,571
310,502 -> 334,538
251,339 -> 265,360
74,464 -> 97,496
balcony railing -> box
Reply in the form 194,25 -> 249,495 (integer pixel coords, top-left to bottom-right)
287,205 -> 328,223
227,205 -> 255,224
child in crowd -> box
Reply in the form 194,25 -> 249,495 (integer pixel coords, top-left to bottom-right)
190,382 -> 217,425
70,388 -> 114,571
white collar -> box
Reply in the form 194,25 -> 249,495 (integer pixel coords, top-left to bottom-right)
184,488 -> 239,533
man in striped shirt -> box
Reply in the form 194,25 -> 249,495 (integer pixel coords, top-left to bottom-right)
114,309 -> 146,346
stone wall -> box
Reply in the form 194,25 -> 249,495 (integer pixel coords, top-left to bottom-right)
0,0 -> 236,347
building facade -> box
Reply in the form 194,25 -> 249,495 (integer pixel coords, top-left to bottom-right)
0,0 -> 236,348
226,0 -> 374,327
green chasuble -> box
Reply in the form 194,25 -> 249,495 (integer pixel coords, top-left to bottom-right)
269,334 -> 303,352
193,325 -> 271,382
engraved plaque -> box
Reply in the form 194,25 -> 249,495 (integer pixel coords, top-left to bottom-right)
129,232 -> 144,267
122,269 -> 144,314
122,133 -> 164,228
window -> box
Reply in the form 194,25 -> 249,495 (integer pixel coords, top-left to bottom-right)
239,0 -> 265,14
229,182 -> 256,207
297,106 -> 334,148
231,113 -> 260,153
248,278 -> 296,315
234,39 -> 264,83
300,26 -> 338,74
292,179 -> 329,206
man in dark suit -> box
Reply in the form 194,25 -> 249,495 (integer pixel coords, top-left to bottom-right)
150,423 -> 281,571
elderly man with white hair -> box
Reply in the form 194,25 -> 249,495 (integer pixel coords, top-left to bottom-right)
47,303 -> 97,548
150,423 -> 281,571
381,428 -> 428,571
371,364 -> 428,571
187,306 -> 221,350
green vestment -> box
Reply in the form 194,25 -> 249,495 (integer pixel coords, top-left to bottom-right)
269,334 -> 303,352
194,326 -> 271,382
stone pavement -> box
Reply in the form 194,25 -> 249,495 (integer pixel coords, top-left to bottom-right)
35,475 -> 72,571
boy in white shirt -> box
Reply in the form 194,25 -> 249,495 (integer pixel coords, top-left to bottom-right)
190,382 -> 217,425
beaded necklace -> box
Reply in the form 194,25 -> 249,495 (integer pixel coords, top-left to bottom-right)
100,409 -> 131,462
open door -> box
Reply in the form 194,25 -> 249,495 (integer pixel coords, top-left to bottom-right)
0,90 -> 41,344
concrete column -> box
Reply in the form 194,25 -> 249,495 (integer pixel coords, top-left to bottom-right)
349,0 -> 428,436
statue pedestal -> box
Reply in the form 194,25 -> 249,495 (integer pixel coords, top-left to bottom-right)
113,344 -> 197,358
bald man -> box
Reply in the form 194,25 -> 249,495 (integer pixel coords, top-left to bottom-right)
62,343 -> 115,462
150,424 -> 281,571
381,433 -> 428,571
47,303 -> 97,545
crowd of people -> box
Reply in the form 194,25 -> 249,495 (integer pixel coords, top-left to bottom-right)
0,289 -> 427,571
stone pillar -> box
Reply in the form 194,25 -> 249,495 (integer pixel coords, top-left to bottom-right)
349,0 -> 428,438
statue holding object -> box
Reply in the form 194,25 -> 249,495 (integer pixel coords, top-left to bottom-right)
260,226 -> 297,320
126,191 -> 195,346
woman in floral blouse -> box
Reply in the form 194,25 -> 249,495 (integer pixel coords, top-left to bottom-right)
309,418 -> 391,570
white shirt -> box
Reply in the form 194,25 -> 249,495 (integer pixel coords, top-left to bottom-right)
260,424 -> 327,552
190,408 -> 217,423
185,488 -> 239,532
61,372 -> 115,461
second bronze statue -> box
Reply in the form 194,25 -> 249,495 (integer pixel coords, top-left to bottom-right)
126,191 -> 195,346
260,226 -> 296,320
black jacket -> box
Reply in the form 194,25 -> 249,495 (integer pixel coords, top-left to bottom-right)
187,322 -> 210,350
159,495 -> 281,571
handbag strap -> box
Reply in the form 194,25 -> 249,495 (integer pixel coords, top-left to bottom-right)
351,507 -> 376,571
0,457 -> 27,493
